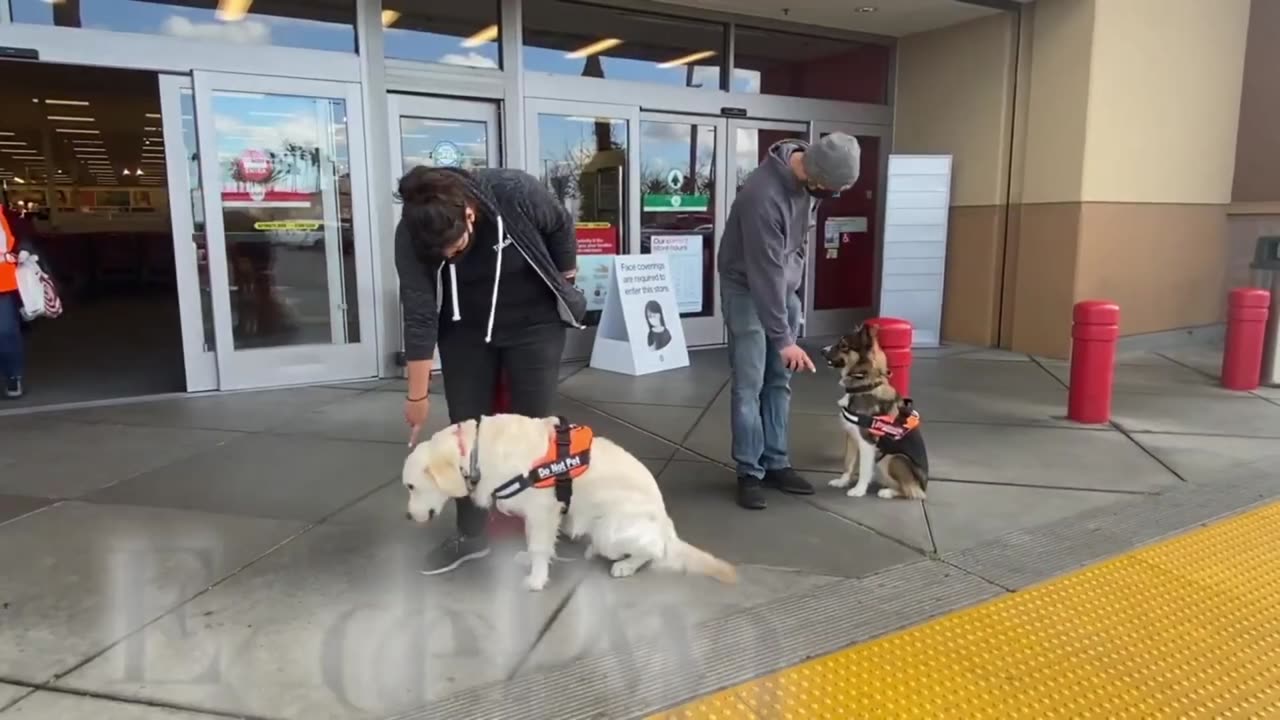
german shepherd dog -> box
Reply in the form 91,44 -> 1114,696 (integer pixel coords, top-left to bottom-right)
820,325 -> 929,500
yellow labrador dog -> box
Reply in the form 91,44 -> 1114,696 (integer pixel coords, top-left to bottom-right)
404,413 -> 737,591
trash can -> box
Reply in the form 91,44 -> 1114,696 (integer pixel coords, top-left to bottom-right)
1252,236 -> 1280,386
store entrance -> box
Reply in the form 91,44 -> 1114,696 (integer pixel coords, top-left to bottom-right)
0,60 -> 184,408
525,99 -> 818,359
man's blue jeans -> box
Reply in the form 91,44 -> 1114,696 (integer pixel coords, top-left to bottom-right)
721,281 -> 801,480
0,291 -> 24,380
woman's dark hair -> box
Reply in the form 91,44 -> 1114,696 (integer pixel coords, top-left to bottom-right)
397,166 -> 472,258
644,300 -> 665,325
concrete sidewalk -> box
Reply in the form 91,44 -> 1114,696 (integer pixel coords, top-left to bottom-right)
1,341 -> 1278,719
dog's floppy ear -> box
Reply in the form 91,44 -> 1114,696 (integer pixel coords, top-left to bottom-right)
424,435 -> 468,498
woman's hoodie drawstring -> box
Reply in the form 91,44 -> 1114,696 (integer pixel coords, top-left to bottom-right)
445,214 -> 505,344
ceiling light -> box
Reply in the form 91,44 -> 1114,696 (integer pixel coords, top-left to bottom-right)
656,50 -> 717,69
565,38 -> 623,59
47,115 -> 95,122
461,24 -> 499,47
56,128 -> 99,134
215,0 -> 253,22
855,6 -> 877,12
0,132 -> 13,137
145,113 -> 161,119
71,138 -> 103,144
381,9 -> 400,27
45,99 -> 89,106
11,178 -> 24,184
0,141 -> 28,147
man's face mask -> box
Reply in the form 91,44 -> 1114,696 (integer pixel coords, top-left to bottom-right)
806,184 -> 841,200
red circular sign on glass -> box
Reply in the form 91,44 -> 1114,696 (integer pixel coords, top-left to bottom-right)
236,150 -> 273,184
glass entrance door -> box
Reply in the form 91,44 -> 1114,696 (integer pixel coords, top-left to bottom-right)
525,98 -> 640,362
387,95 -> 500,371
726,119 -> 809,340
192,71 -> 378,390
638,112 -> 727,347
805,121 -> 888,337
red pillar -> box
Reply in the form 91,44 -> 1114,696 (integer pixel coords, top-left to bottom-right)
1221,288 -> 1271,391
865,317 -> 914,396
485,372 -> 525,538
1067,300 -> 1119,424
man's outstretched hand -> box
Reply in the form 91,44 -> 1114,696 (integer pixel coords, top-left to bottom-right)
780,344 -> 816,373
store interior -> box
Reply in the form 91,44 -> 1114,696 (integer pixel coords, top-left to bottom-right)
0,59 -> 185,408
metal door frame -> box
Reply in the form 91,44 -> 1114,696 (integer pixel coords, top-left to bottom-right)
638,111 -> 729,348
159,73 -> 218,392
193,70 -> 379,390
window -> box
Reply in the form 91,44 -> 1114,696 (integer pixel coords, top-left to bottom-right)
732,26 -> 891,104
9,0 -> 356,53
523,0 -> 726,90
381,0 -> 501,69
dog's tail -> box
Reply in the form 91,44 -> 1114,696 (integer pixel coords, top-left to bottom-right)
658,535 -> 738,584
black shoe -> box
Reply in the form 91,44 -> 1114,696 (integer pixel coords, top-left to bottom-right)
3,377 -> 21,399
763,467 -> 814,495
420,535 -> 491,576
737,476 -> 768,510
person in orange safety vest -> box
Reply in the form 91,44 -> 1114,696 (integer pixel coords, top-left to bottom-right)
0,203 -> 31,399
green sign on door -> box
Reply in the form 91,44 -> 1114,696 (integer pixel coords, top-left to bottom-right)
643,194 -> 710,212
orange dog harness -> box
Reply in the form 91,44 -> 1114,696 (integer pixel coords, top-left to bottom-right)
490,417 -> 594,510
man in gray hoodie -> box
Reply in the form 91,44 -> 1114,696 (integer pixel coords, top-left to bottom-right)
718,133 -> 862,509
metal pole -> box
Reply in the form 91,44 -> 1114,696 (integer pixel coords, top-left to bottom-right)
1261,273 -> 1280,386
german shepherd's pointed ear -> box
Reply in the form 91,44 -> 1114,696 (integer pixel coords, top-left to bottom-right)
424,432 -> 468,498
864,323 -> 880,341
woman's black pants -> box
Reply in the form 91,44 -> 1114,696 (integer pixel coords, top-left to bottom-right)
437,322 -> 567,538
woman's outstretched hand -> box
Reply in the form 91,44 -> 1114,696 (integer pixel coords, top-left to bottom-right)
405,396 -> 430,446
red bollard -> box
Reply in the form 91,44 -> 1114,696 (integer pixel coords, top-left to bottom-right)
485,372 -> 525,539
1221,288 -> 1271,390
865,317 -> 914,396
1067,300 -> 1120,424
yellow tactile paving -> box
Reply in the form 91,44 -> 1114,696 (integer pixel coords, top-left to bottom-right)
653,502 -> 1280,719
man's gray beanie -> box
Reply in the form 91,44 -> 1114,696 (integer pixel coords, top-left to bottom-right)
802,132 -> 862,189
